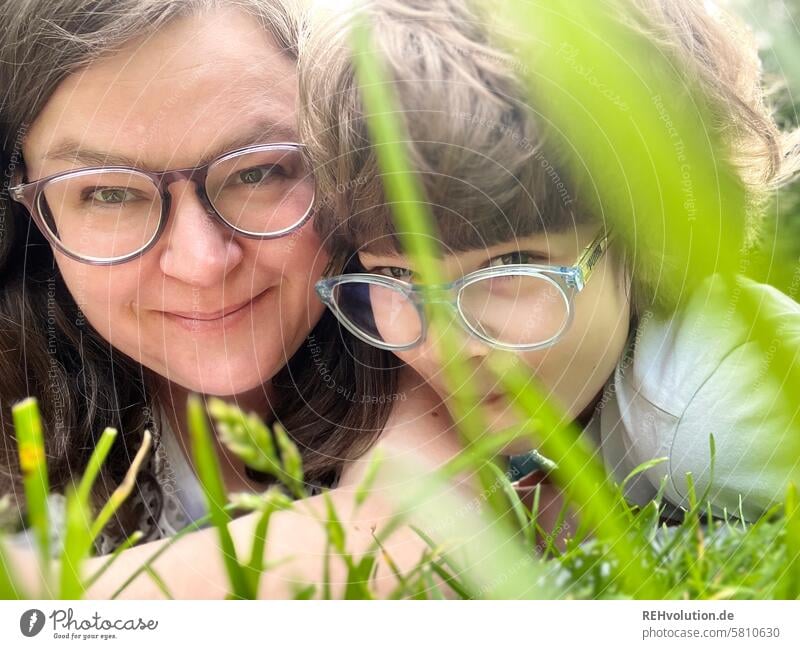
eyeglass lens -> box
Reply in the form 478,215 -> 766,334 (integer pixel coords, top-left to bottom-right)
333,281 -> 424,347
37,147 -> 313,260
332,273 -> 570,349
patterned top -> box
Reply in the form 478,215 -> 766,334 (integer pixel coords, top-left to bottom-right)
93,410 -> 337,555
93,419 -> 210,555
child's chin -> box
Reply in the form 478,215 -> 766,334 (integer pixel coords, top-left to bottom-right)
499,438 -> 537,456
484,410 -> 537,455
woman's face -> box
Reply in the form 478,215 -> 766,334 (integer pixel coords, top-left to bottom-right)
22,8 -> 329,397
358,224 -> 631,453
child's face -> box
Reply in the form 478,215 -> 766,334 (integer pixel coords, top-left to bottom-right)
358,224 -> 632,453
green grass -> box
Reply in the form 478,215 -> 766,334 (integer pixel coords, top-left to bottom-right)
1,394 -> 799,599
2,399 -> 152,599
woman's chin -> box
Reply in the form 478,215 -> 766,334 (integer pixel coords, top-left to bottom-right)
155,365 -> 269,399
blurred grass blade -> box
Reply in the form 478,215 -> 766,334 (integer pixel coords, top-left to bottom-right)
211,398 -> 306,498
90,430 -> 152,542
59,427 -> 119,599
273,423 -> 305,499
354,449 -> 384,508
143,565 -> 174,599
110,509 -> 230,599
382,452 -> 554,599
209,397 -> 277,472
484,461 -> 537,549
58,486 -> 91,599
349,11 -> 519,526
344,553 -> 377,600
323,491 -> 347,556
780,482 -> 800,598
230,489 -> 293,596
497,0 -> 747,305
620,457 -> 669,497
83,530 -> 144,591
187,395 -> 252,599
12,397 -> 51,591
497,0 -> 800,436
77,428 -> 117,504
441,423 -> 554,479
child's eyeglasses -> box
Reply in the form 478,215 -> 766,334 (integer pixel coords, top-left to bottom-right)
8,143 -> 315,266
316,229 -> 613,352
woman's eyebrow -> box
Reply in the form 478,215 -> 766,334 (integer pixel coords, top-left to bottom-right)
202,119 -> 301,159
42,118 -> 300,169
44,141 -> 139,167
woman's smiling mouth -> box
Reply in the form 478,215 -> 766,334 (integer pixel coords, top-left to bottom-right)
161,287 -> 273,333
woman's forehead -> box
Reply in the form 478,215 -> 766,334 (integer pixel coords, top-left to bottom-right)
30,115 -> 299,172
24,6 -> 299,170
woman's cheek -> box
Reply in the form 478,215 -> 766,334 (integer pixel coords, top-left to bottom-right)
54,254 -> 130,321
54,253 -> 157,366
256,223 -> 330,275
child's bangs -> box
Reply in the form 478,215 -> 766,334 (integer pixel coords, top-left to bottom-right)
335,154 -> 588,258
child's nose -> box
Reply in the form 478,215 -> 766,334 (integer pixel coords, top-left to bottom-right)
460,331 -> 493,359
158,180 -> 243,286
429,308 -> 493,360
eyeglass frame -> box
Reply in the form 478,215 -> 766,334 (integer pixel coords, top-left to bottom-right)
316,228 -> 614,352
7,142 -> 316,266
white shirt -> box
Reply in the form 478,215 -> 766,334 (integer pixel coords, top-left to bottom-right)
150,413 -> 209,536
588,273 -> 800,521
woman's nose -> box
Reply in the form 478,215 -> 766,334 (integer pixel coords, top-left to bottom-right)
158,180 -> 243,285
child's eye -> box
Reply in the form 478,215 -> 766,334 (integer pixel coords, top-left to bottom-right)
488,251 -> 542,267
372,266 -> 414,281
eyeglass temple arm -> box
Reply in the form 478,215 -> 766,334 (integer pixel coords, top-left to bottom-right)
574,228 -> 614,290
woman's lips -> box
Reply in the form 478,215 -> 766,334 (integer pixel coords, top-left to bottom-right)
162,288 -> 272,333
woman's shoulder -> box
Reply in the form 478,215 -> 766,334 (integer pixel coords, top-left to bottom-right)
337,368 -> 461,488
382,368 -> 457,449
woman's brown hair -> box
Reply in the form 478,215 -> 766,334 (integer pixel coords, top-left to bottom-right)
0,0 -> 398,548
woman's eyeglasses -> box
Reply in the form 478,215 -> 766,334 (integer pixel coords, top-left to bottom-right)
8,143 -> 315,265
316,230 -> 613,352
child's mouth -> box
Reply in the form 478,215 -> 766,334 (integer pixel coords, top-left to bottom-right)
482,392 -> 505,406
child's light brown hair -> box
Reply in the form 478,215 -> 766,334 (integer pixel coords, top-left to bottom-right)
299,0 -> 800,315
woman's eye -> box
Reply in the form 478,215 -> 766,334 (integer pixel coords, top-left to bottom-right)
236,165 -> 284,185
488,251 -> 541,267
86,187 -> 139,204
